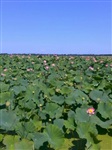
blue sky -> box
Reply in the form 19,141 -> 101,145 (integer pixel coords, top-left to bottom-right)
0,0 -> 111,54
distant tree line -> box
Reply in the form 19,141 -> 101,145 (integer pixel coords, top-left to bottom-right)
0,53 -> 112,56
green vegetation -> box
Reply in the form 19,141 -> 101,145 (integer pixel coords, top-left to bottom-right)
0,55 -> 112,150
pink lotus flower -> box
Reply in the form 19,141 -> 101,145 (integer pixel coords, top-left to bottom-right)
1,73 -> 6,76
56,56 -> 59,60
85,57 -> 90,61
93,57 -> 97,62
70,61 -> 74,64
100,60 -> 103,63
27,68 -> 33,71
51,63 -> 55,67
3,69 -> 7,72
28,56 -> 30,59
105,64 -> 108,67
45,66 -> 49,70
110,64 -> 112,67
27,69 -> 30,71
89,66 -> 94,70
30,68 -> 33,71
87,107 -> 95,116
44,60 -> 47,63
69,56 -> 74,60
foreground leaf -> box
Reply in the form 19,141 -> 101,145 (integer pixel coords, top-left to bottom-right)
44,124 -> 64,149
0,110 -> 19,130
32,132 -> 47,149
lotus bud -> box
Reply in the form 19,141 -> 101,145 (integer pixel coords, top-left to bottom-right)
6,101 -> 10,107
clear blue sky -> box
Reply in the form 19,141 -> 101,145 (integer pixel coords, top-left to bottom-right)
0,0 -> 111,54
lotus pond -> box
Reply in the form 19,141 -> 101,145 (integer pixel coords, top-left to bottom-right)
0,54 -> 112,150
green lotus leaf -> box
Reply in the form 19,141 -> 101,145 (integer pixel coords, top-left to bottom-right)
44,124 -> 64,149
48,88 -> 55,95
15,138 -> 34,150
53,119 -> 64,130
65,93 -> 76,105
64,118 -> 75,130
76,122 -> 91,138
3,135 -> 20,150
32,132 -> 47,149
51,95 -> 65,104
65,89 -> 89,105
31,116 -> 43,131
34,64 -> 41,70
19,78 -> 28,86
101,93 -> 111,102
74,89 -> 89,104
33,92 -> 44,106
15,122 -> 28,138
75,108 -> 90,123
0,82 -> 9,92
55,106 -> 64,118
90,115 -> 112,129
107,75 -> 112,81
68,110 -> 75,118
48,79 -> 57,86
24,100 -> 36,110
109,94 -> 112,99
104,89 -> 111,95
38,110 -> 47,120
81,82 -> 94,93
74,75 -> 82,83
15,121 -> 36,138
45,103 -> 59,112
24,121 -> 36,133
92,75 -> 103,80
76,122 -> 99,149
60,86 -> 74,95
85,134 -> 100,150
85,70 -> 93,76
43,102 -> 59,118
97,102 -> 112,119
89,90 -> 103,101
98,80 -> 108,90
0,134 -> 4,142
97,133 -> 112,150
0,110 -> 19,130
0,92 -> 11,104
89,90 -> 109,102
25,86 -> 35,100
12,85 -> 26,95
59,138 -> 74,150
56,80 -> 64,87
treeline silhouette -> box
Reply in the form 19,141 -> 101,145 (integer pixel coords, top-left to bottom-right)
0,53 -> 112,56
